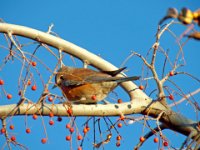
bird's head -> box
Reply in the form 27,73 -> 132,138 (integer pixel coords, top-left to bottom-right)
53,67 -> 69,89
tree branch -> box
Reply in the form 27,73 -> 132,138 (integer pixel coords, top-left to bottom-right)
0,22 -> 147,101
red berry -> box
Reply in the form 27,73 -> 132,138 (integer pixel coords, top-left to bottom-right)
91,95 -> 96,100
169,94 -> 174,100
77,146 -> 82,150
117,123 -> 122,128
48,96 -> 53,102
83,127 -> 88,134
26,128 -> 31,134
66,123 -> 71,129
116,135 -> 121,141
117,99 -> 123,103
49,120 -> 54,126
44,89 -> 49,93
163,141 -> 168,147
86,126 -> 90,132
119,115 -> 125,121
140,136 -> 145,142
32,114 -> 38,120
0,79 -> 4,85
7,94 -> 12,99
1,128 -> 6,134
31,85 -> 37,91
169,71 -> 174,76
154,137 -> 159,143
9,125 -> 14,130
11,136 -> 16,141
116,141 -> 121,147
57,117 -> 62,122
67,108 -> 73,116
49,112 -> 54,118
77,135 -> 82,140
139,85 -> 144,90
41,138 -> 47,144
31,61 -> 37,67
27,80 -> 31,86
69,127 -> 74,133
66,135 -> 71,141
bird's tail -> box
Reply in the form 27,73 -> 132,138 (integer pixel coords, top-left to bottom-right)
94,76 -> 140,83
113,76 -> 140,83
101,67 -> 127,76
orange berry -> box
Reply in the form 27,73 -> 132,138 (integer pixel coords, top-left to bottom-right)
48,96 -> 53,102
1,128 -> 6,134
0,79 -> 4,85
116,141 -> 121,147
49,120 -> 54,126
77,146 -> 82,150
31,61 -> 37,67
83,127 -> 88,134
154,137 -> 159,143
91,95 -> 96,100
169,71 -> 174,76
116,135 -> 121,141
26,128 -> 31,134
11,136 -> 16,141
66,135 -> 71,141
139,85 -> 144,90
32,114 -> 38,120
77,135 -> 82,140
119,115 -> 125,121
69,127 -> 74,133
31,85 -> 37,91
117,99 -> 123,103
49,112 -> 54,118
117,123 -> 122,128
86,126 -> 90,132
27,80 -> 31,86
169,94 -> 174,100
41,138 -> 47,144
67,108 -> 73,116
7,94 -> 12,99
9,125 -> 14,130
66,123 -> 71,129
140,136 -> 145,142
163,141 -> 168,147
44,89 -> 49,93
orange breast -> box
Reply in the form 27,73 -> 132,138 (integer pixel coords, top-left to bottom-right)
60,81 -> 118,103
61,84 -> 97,101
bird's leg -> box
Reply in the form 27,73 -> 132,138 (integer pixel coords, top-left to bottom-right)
82,60 -> 90,68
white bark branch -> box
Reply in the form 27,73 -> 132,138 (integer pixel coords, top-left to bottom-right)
0,22 -> 147,101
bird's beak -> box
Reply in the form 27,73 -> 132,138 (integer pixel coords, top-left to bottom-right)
52,84 -> 57,89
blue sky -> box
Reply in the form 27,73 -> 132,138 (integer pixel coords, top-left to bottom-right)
0,1 -> 200,150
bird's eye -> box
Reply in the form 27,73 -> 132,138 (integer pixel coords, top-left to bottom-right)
60,75 -> 64,80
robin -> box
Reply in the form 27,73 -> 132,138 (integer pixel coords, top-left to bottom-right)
54,66 -> 140,104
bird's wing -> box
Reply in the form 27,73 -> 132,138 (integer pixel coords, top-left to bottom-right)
63,80 -> 84,86
84,75 -> 140,83
62,75 -> 108,86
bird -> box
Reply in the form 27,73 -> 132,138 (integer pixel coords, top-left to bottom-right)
54,66 -> 140,104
